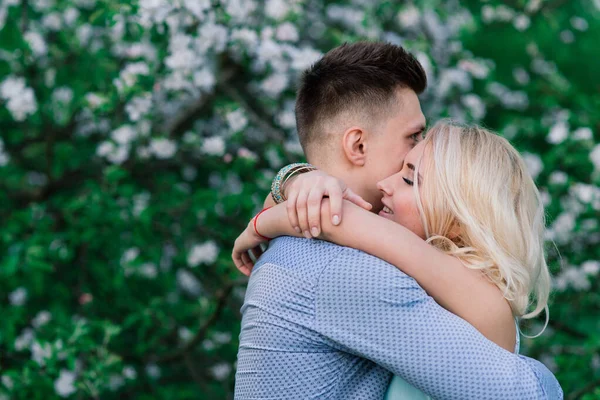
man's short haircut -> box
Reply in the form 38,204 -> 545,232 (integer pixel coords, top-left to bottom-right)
295,41 -> 427,155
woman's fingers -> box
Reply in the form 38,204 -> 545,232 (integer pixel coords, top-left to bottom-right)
344,188 -> 372,211
326,179 -> 344,226
306,188 -> 323,237
296,190 -> 311,238
241,252 -> 254,271
286,189 -> 301,233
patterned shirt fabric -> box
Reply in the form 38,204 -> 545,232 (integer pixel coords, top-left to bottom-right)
235,236 -> 563,399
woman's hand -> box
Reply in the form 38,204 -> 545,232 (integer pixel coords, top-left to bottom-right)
232,220 -> 269,276
284,170 -> 372,238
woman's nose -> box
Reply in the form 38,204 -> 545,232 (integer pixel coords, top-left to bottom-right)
377,177 -> 392,196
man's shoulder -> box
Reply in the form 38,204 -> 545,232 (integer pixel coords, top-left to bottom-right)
254,236 -> 346,275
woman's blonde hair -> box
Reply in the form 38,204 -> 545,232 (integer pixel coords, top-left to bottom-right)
413,120 -> 550,326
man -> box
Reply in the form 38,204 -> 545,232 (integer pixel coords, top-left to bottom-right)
233,42 -> 562,399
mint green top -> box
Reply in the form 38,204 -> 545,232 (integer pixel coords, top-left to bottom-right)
384,320 -> 521,400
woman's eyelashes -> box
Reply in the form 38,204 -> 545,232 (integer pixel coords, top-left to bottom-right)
402,177 -> 414,186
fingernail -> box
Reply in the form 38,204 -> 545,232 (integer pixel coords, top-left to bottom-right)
294,226 -> 301,233
332,215 -> 340,225
311,227 -> 319,237
303,231 -> 311,239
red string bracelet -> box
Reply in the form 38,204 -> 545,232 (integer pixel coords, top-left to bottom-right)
253,207 -> 273,241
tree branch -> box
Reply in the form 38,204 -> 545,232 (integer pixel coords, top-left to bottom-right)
217,81 -> 287,144
153,277 -> 248,363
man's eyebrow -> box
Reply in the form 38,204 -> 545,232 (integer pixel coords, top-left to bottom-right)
406,163 -> 423,181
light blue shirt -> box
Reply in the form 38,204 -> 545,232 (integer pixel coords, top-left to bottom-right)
235,237 -> 563,399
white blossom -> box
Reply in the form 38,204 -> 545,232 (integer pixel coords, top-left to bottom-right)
210,362 -> 232,381
111,125 -> 137,145
24,31 -> 47,57
114,62 -> 150,92
261,73 -> 288,97
96,141 -> 115,157
397,5 -> 420,29
52,87 -> 74,104
63,8 -> 80,27
513,67 -> 530,85
461,94 -> 486,119
149,138 -> 177,159
0,76 -> 38,121
193,68 -> 216,91
226,109 -> 248,132
121,248 -> 140,266
547,121 -> 569,144
145,363 -> 161,379
458,59 -> 491,79
571,17 -> 589,31
1,375 -> 14,390
513,15 -> 530,31
549,171 -> 568,185
438,68 -> 472,97
289,47 -> 322,71
108,374 -> 125,391
212,331 -> 232,344
126,94 -> 153,121
54,370 -> 76,397
572,127 -> 592,140
178,327 -> 193,341
231,28 -> 259,48
560,30 -> 575,44
14,328 -> 35,351
265,0 -> 290,20
123,366 -> 137,380
31,0 -> 55,12
197,22 -> 228,53
187,241 -> 219,267
32,311 -> 52,328
225,0 -> 256,23
275,22 -> 299,42
133,192 -> 150,217
182,0 -> 211,19
107,145 -> 130,164
76,24 -> 93,45
42,12 -> 62,30
201,136 -> 226,156
45,68 -> 56,87
9,287 -> 27,306
582,261 -> 600,276
177,269 -> 203,295
522,152 -> 543,179
547,211 -> 576,244
590,144 -> 600,170
139,262 -> 158,279
0,138 -> 9,166
31,341 -> 52,366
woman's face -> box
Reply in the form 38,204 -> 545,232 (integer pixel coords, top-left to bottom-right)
376,140 -> 428,239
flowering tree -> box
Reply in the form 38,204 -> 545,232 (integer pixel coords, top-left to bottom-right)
0,0 -> 598,398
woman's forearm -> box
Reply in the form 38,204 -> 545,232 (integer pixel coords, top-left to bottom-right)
255,203 -> 304,240
317,201 -> 507,338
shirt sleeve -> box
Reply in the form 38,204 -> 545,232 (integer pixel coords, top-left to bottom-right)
314,248 -> 563,400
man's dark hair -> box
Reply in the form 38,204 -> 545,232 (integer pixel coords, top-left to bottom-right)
295,41 -> 427,154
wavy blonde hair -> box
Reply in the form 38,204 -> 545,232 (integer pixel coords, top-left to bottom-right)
413,121 -> 550,326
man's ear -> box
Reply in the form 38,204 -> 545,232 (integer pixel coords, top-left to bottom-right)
342,127 -> 367,166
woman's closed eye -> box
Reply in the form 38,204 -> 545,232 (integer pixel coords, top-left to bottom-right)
403,177 -> 414,186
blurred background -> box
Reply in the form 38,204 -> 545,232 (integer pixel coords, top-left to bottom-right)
0,0 -> 598,398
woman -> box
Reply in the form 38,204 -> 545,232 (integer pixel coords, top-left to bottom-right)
232,121 -> 551,398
